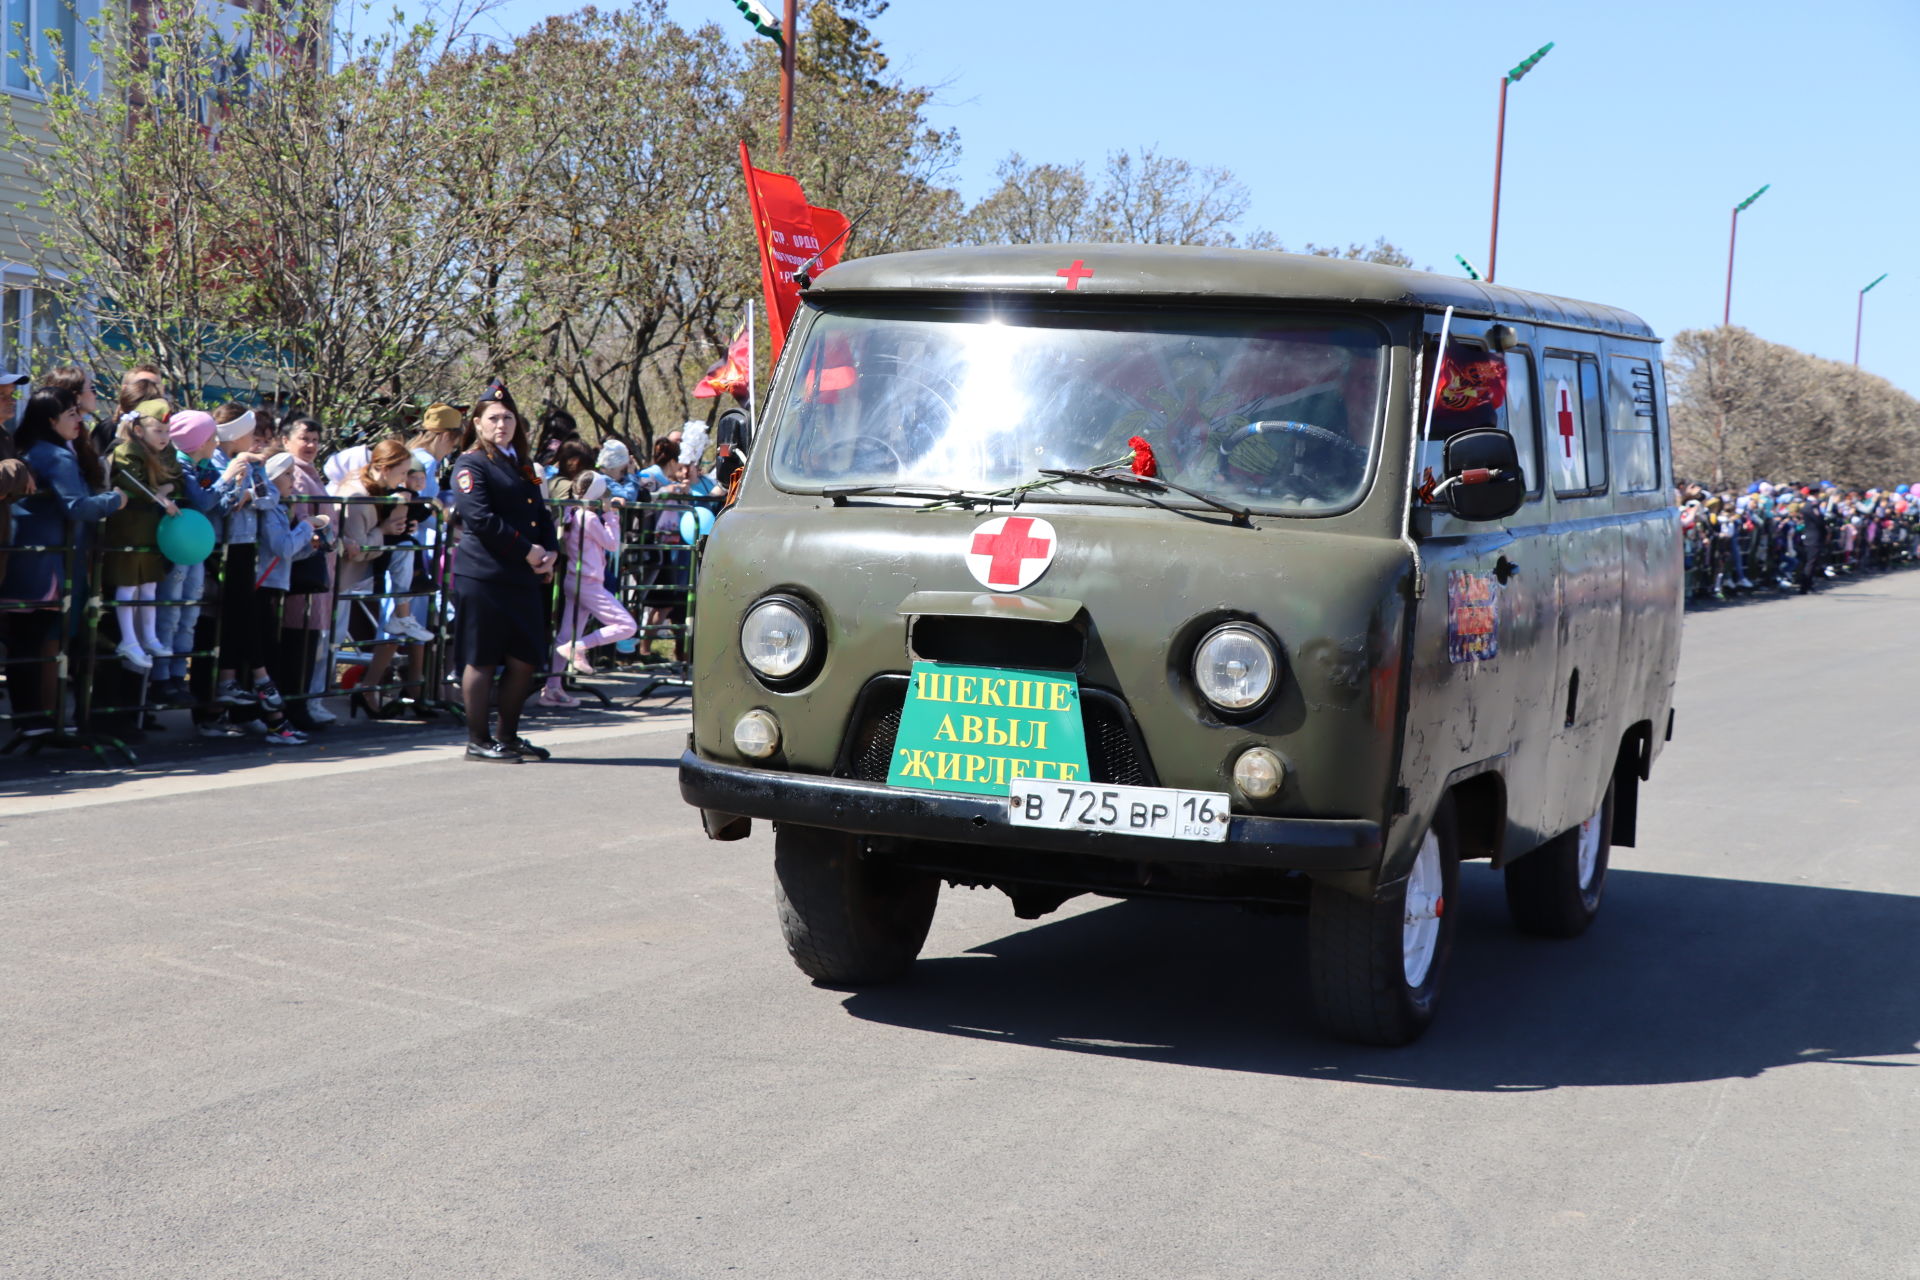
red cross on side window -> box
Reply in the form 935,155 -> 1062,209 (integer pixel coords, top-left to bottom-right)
1556,387 -> 1577,458
1056,259 -> 1093,290
971,517 -> 1052,587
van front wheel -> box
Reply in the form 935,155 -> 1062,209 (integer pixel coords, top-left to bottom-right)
774,825 -> 939,985
1504,782 -> 1613,938
1308,801 -> 1461,1046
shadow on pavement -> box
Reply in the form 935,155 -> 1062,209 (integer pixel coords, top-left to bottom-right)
840,868 -> 1920,1090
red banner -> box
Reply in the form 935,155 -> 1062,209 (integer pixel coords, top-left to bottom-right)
695,320 -> 752,400
740,142 -> 847,362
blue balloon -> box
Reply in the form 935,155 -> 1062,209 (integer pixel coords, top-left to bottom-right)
156,508 -> 216,566
679,505 -> 716,544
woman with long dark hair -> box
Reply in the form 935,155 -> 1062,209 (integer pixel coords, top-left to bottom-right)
447,383 -> 557,761
0,387 -> 125,736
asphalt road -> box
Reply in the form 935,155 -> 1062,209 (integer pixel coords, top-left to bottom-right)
5,574 -> 1919,1279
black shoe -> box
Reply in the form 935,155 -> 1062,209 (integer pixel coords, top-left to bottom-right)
500,736 -> 551,761
464,738 -> 523,763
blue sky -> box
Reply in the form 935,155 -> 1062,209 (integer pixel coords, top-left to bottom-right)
480,0 -> 1920,396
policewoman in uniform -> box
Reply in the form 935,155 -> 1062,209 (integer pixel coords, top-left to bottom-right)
448,383 -> 559,762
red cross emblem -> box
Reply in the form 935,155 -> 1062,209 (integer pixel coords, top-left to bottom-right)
1056,259 -> 1093,290
965,515 -> 1057,590
1555,383 -> 1577,459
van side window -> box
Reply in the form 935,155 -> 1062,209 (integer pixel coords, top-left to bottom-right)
1541,351 -> 1608,496
1424,337 -> 1540,496
1607,355 -> 1661,492
1503,349 -> 1540,496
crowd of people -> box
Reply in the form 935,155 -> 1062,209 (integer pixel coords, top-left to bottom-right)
1677,479 -> 1920,601
0,362 -> 734,758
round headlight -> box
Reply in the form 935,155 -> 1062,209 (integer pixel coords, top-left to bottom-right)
741,597 -> 815,682
733,709 -> 781,758
1193,624 -> 1278,713
1232,747 -> 1285,799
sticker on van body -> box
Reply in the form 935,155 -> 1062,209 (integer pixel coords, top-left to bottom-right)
1447,570 -> 1500,663
965,515 -> 1057,590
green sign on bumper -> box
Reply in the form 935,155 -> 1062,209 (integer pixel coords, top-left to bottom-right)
885,661 -> 1092,797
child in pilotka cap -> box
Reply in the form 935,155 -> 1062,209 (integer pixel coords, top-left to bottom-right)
150,409 -> 222,708
206,404 -> 291,735
232,451 -> 323,745
100,408 -> 183,674
540,470 -> 637,707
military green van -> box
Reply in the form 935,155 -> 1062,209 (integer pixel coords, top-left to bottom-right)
680,245 -> 1682,1044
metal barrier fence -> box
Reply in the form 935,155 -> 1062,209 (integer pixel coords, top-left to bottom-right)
0,490 -> 717,766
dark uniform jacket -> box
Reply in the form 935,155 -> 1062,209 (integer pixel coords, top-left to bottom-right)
448,446 -> 556,584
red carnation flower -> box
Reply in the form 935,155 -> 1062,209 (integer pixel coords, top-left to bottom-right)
1127,436 -> 1158,478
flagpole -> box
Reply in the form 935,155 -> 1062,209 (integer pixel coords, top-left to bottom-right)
746,300 -> 756,444
778,0 -> 797,154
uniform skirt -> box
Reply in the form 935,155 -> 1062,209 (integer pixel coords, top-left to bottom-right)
451,574 -> 549,669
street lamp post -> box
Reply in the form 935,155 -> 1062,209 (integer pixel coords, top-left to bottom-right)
1722,184 -> 1769,327
1854,273 -> 1889,366
1486,41 -> 1553,285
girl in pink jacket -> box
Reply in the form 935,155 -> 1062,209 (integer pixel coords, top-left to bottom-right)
541,471 -> 637,707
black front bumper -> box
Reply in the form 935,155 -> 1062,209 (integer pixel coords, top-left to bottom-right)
680,748 -> 1381,872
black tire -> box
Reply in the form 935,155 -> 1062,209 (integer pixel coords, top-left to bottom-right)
773,824 -> 939,985
1309,799 -> 1461,1046
1505,779 -> 1613,938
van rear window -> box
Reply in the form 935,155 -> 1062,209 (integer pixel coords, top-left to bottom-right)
769,307 -> 1385,515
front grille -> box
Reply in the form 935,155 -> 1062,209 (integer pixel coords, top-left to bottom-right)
834,676 -> 1157,787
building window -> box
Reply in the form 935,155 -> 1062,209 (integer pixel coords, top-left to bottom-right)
0,274 -> 74,375
5,0 -> 103,97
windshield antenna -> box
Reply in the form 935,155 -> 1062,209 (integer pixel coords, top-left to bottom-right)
792,201 -> 875,289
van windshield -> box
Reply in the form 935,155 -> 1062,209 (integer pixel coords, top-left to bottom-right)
768,307 -> 1385,514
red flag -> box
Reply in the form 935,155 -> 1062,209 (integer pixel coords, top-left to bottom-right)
694,320 -> 751,400
740,141 -> 847,362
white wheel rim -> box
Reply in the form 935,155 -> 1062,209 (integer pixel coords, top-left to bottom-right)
1402,830 -> 1444,988
1576,808 -> 1603,890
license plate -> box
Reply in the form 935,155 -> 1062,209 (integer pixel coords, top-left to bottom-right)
1006,779 -> 1231,843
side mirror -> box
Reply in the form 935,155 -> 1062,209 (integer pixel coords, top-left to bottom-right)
1441,427 -> 1525,522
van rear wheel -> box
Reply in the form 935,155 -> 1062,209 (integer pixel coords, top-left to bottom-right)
774,825 -> 939,985
1505,781 -> 1613,938
1308,800 -> 1461,1046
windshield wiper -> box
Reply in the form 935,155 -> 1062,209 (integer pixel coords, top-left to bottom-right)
823,484 -> 1018,509
1036,468 -> 1254,527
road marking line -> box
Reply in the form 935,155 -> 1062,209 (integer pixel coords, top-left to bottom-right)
3,716 -> 689,817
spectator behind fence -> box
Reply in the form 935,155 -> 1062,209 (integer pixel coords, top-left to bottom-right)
205,404 -> 287,735
152,410 -> 221,710
0,371 -> 33,587
597,438 -> 641,504
534,406 -> 579,470
448,383 -> 556,763
276,415 -> 340,731
542,470 -> 637,708
0,388 -> 125,737
40,365 -> 109,465
334,438 -> 419,720
544,439 -> 593,500
245,451 -> 323,746
102,409 -> 184,673
635,435 -> 688,496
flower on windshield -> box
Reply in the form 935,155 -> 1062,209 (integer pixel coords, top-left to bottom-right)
1127,436 -> 1158,478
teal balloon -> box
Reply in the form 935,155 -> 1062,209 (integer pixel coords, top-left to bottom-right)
679,505 -> 716,544
157,508 -> 216,566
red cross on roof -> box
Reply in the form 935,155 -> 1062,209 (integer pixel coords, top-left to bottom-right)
971,517 -> 1053,587
1056,259 -> 1093,290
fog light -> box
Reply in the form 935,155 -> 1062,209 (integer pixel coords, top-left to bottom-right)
733,710 -> 780,759
1232,747 -> 1285,799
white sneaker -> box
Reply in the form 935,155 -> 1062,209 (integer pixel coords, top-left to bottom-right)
537,686 -> 581,708
385,616 -> 436,643
556,641 -> 595,676
307,701 -> 338,725
115,641 -> 153,673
